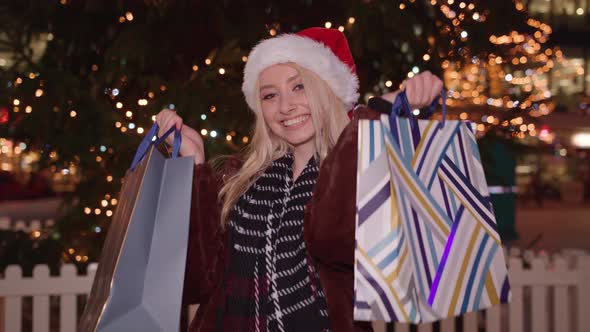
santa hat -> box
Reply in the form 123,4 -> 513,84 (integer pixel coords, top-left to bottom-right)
242,27 -> 359,112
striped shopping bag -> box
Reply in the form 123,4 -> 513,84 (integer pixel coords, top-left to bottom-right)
354,91 -> 510,323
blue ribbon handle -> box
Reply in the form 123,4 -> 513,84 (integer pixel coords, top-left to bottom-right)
390,89 -> 447,128
130,123 -> 182,171
391,90 -> 417,128
423,88 -> 447,127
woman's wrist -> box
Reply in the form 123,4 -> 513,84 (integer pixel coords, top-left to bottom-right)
194,155 -> 205,165
177,143 -> 205,164
368,96 -> 394,113
379,90 -> 401,104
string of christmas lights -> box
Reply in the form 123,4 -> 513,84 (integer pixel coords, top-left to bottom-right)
1,1 -> 579,263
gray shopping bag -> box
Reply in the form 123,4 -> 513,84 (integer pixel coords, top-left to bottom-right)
79,124 -> 194,331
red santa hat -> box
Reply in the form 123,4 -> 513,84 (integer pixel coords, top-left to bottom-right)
242,27 -> 359,112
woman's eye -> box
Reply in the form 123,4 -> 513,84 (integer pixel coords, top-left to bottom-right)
294,83 -> 304,91
262,93 -> 276,100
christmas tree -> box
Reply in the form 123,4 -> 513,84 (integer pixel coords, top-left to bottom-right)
0,0 -> 560,271
440,0 -> 574,142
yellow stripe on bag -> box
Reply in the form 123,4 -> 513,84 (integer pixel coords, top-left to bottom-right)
358,248 -> 410,321
384,143 -> 450,237
410,120 -> 436,168
386,246 -> 409,284
382,122 -> 404,273
448,224 -> 481,315
485,272 -> 500,305
385,168 -> 406,284
390,178 -> 400,230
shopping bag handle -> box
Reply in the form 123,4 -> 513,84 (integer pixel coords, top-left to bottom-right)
391,89 -> 447,128
130,123 -> 182,171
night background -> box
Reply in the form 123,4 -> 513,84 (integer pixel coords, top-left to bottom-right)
0,0 -> 589,331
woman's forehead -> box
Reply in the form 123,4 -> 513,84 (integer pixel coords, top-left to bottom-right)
259,64 -> 300,87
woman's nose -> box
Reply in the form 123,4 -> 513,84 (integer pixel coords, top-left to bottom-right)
279,95 -> 296,114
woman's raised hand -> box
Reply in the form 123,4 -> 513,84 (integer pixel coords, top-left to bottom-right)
381,71 -> 444,109
155,109 -> 205,165
403,71 -> 444,109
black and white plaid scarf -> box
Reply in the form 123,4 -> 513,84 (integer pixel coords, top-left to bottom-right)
220,154 -> 330,332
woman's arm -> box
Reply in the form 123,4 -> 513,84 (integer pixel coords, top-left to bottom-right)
304,72 -> 443,267
182,156 -> 242,305
182,163 -> 225,305
179,124 -> 206,165
304,107 -> 380,269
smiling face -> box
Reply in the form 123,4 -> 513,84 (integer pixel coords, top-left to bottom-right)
258,64 -> 316,152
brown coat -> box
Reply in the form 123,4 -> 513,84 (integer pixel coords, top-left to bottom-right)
182,107 -> 381,332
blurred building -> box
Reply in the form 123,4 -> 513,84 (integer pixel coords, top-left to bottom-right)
436,1 -> 590,205
526,0 -> 590,203
528,0 -> 589,98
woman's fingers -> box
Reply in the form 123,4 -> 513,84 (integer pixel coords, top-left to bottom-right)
157,111 -> 171,137
155,109 -> 183,144
405,71 -> 444,108
424,72 -> 436,105
162,117 -> 172,137
404,77 -> 416,106
174,116 -> 183,131
156,110 -> 168,134
421,72 -> 434,105
409,75 -> 426,107
154,110 -> 204,163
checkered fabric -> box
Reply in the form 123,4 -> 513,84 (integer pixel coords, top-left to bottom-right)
221,154 -> 330,332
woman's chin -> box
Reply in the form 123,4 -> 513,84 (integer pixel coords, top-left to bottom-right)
287,134 -> 315,149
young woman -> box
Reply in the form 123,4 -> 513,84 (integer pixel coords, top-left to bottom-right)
156,28 -> 443,332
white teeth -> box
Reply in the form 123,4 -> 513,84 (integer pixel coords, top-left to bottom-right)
283,115 -> 309,127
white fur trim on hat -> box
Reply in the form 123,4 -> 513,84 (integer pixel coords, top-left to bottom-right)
242,34 -> 359,112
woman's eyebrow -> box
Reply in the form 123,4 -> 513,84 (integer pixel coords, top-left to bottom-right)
259,74 -> 301,90
286,74 -> 301,83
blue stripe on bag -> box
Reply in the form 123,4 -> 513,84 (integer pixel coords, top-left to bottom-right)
376,232 -> 406,270
368,227 -> 401,257
461,234 -> 489,312
473,244 -> 499,310
358,182 -> 391,225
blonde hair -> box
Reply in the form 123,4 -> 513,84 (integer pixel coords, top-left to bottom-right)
218,63 -> 350,225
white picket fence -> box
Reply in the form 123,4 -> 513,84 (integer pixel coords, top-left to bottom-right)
1,250 -> 589,332
0,264 -> 94,332
0,198 -> 62,228
0,217 -> 55,233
